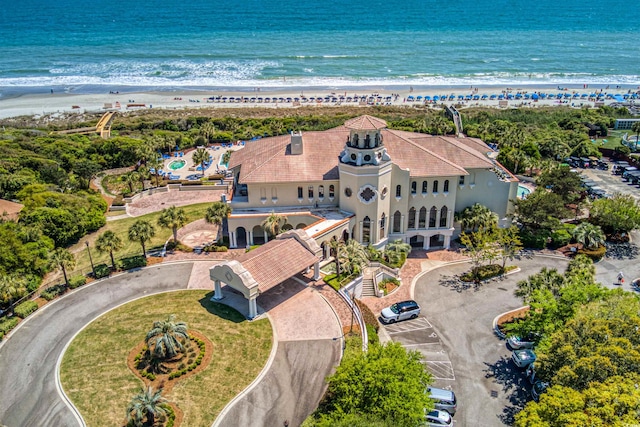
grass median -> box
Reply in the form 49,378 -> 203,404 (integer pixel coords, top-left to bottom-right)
60,290 -> 273,426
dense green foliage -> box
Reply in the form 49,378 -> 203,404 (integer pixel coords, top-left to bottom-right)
589,193 -> 640,235
311,342 -> 432,426
14,300 -> 38,318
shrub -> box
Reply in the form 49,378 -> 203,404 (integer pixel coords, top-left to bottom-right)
111,195 -> 126,207
165,240 -> 178,251
41,291 -> 56,301
118,255 -> 147,270
550,225 -> 574,248
366,323 -> 379,345
519,228 -> 550,249
180,180 -> 203,186
202,244 -> 228,252
42,284 -> 66,300
68,275 -> 87,289
577,245 -> 606,261
355,298 -> 379,332
94,263 -> 111,279
0,317 -> 19,338
460,264 -> 505,282
14,301 -> 38,319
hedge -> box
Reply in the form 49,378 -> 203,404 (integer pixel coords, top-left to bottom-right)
14,301 -> 38,319
118,255 -> 147,270
577,245 -> 606,262
111,195 -> 126,206
94,263 -> 111,279
68,275 -> 87,289
0,317 -> 19,339
42,284 -> 66,301
355,298 -> 379,332
202,243 -> 228,252
461,264 -> 505,282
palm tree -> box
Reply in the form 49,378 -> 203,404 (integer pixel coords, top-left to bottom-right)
205,201 -> 232,243
147,156 -> 163,187
572,222 -> 605,250
339,239 -> 368,276
261,211 -> 287,238
384,239 -> 411,265
136,165 -> 149,191
192,148 -> 210,178
200,121 -> 216,144
457,203 -> 497,233
157,206 -> 187,243
329,238 -> 345,276
121,171 -> 138,194
0,274 -> 28,306
126,386 -> 169,427
128,220 -> 156,258
145,314 -> 188,360
95,231 -> 123,269
48,248 -> 76,287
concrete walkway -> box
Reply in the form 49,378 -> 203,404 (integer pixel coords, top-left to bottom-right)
0,262 -> 342,427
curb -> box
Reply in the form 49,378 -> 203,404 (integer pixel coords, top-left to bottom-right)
212,313 -> 279,427
492,305 -> 529,339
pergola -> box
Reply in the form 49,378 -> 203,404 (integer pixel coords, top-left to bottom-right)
209,229 -> 321,319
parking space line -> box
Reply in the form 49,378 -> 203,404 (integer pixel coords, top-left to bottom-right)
384,318 -> 432,333
423,361 -> 455,380
401,342 -> 441,347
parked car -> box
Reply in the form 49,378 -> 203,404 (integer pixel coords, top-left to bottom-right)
506,333 -> 538,350
531,380 -> 549,402
512,349 -> 537,368
426,386 -> 457,415
380,300 -> 420,324
424,409 -> 453,426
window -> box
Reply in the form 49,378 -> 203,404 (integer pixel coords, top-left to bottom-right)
440,206 -> 448,227
271,187 -> 277,199
308,186 -> 314,199
329,185 -> 335,198
379,213 -> 386,240
433,180 -> 439,193
422,181 -> 428,194
459,175 -> 465,186
408,207 -> 416,229
297,186 -> 303,199
318,185 -> 325,198
260,187 -> 266,201
429,206 -> 437,227
393,211 -> 402,233
411,182 -> 417,195
419,207 -> 427,228
362,216 -> 371,244
396,185 -> 402,198
444,180 -> 449,192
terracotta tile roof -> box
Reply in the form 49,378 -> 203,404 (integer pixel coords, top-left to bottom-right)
236,238 -> 318,293
344,115 -> 387,130
229,116 -> 497,183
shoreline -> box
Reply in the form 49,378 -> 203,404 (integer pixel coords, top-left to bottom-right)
1,83 -> 638,120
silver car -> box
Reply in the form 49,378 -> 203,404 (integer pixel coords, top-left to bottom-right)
507,333 -> 538,350
512,349 -> 536,369
426,386 -> 457,415
424,409 -> 453,426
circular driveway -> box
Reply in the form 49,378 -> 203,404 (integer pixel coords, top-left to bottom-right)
0,262 -> 341,427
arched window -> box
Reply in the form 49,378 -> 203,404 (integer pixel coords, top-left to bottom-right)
440,206 -> 448,227
419,207 -> 427,228
318,185 -> 325,198
411,181 -> 417,195
444,180 -> 449,192
433,180 -> 439,193
396,185 -> 402,198
362,216 -> 371,244
308,186 -> 314,199
297,186 -> 303,199
422,181 -> 428,194
271,187 -> 277,199
393,210 -> 402,233
329,185 -> 335,198
408,207 -> 416,229
429,206 -> 437,227
379,213 -> 386,240
260,187 -> 266,200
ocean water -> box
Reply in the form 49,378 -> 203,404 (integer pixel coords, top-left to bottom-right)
1,0 -> 639,95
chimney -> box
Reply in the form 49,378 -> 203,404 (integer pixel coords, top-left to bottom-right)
290,131 -> 303,155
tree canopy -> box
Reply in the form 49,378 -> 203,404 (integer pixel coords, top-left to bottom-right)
589,193 -> 640,235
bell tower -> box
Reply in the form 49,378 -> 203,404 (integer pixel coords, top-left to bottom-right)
338,115 -> 393,248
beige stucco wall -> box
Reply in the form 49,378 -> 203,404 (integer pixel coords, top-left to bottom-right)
454,168 -> 517,221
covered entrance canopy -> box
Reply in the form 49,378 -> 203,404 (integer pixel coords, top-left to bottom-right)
209,230 -> 321,319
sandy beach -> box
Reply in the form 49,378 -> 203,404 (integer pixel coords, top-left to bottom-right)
1,84 -> 638,120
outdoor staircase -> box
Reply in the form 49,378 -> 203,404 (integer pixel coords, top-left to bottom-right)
445,105 -> 464,137
361,267 -> 377,297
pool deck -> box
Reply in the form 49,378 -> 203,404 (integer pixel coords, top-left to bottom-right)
161,144 -> 244,180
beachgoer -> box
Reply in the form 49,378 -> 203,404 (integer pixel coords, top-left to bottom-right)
617,271 -> 624,285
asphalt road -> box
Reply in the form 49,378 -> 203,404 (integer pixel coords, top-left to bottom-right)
0,263 -> 194,427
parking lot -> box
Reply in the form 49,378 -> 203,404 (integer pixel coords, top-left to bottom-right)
579,158 -> 640,200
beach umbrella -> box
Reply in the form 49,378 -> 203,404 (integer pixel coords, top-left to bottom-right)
433,95 -> 439,101
481,94 -> 488,100
448,95 -> 455,100
416,96 -> 423,100
490,94 -> 497,99
498,94 -> 505,99
524,94 -> 530,99
581,93 -> 588,98
531,93 -> 539,100
507,94 -> 514,99
425,96 -> 431,101
473,95 -> 480,100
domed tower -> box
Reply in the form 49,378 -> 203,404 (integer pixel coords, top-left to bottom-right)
338,115 -> 393,248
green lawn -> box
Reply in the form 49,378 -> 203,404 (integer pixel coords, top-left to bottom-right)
60,290 -> 273,427
70,203 -> 211,275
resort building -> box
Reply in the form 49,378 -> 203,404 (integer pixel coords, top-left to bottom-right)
226,115 -> 517,255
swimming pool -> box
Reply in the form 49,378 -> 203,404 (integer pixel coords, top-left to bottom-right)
168,159 -> 186,170
517,184 -> 531,199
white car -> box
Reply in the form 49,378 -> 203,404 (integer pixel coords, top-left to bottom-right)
512,349 -> 536,369
424,409 -> 453,426
380,300 -> 420,324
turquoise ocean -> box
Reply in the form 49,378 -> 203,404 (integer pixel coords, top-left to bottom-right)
1,0 -> 639,96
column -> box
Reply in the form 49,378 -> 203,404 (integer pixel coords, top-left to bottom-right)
230,231 -> 237,248
359,221 -> 363,244
435,209 -> 441,229
444,235 -> 451,249
313,261 -> 320,281
448,209 -> 454,228
248,297 -> 258,319
264,230 -> 268,242
424,236 -> 430,250
212,280 -> 223,300
400,215 -> 405,233
248,231 -> 254,246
